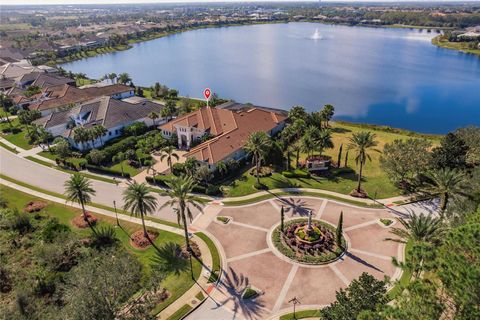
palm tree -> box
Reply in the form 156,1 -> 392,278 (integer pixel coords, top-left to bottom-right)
420,167 -> 471,213
73,127 -> 89,150
160,146 -> 179,173
148,111 -> 159,126
161,175 -> 202,252
347,131 -> 379,193
161,100 -> 176,121
300,133 -> 317,159
93,125 -> 107,145
108,72 -> 117,84
117,72 -> 132,85
123,182 -> 158,240
37,126 -> 53,151
64,173 -> 96,222
315,129 -> 334,156
244,131 -> 272,185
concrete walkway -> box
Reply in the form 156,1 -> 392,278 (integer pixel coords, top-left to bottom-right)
0,178 -> 218,320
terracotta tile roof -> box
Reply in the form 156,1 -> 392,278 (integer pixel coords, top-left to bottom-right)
28,84 -> 133,112
182,107 -> 287,164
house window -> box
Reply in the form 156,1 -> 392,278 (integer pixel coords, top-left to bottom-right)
115,130 -> 118,134
109,131 -> 112,136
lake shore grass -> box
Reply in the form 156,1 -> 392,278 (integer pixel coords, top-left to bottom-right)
432,35 -> 480,57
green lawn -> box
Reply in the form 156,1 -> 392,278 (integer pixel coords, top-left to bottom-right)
38,150 -> 86,167
0,141 -> 19,153
0,184 -> 202,315
0,118 -> 34,150
224,122 -> 440,199
110,160 -> 142,177
432,35 -> 480,56
279,309 -> 322,320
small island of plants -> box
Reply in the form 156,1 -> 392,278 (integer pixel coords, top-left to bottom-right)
272,217 -> 346,265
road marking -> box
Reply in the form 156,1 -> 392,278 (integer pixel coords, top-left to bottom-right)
316,199 -> 328,219
344,219 -> 378,232
349,248 -> 392,261
229,220 -> 270,232
227,248 -> 271,263
329,264 -> 350,286
272,264 -> 299,313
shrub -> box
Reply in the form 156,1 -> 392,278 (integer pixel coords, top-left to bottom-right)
96,136 -> 137,164
1,127 -> 21,134
7,212 -> 33,235
254,182 -> 268,190
172,163 -> 186,176
88,149 -> 106,165
85,164 -> 130,178
249,166 -> 272,178
242,287 -> 259,300
206,185 -> 222,196
123,122 -> 148,136
40,218 -> 70,242
0,266 -> 12,293
90,226 -> 118,249
216,216 -> 230,224
33,271 -> 57,297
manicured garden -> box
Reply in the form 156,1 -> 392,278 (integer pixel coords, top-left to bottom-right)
0,184 -> 202,317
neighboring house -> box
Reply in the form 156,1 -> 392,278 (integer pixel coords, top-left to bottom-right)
26,83 -> 134,116
160,104 -> 287,170
34,96 -> 165,150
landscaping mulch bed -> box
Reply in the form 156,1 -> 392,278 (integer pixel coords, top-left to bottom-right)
180,241 -> 201,258
350,188 -> 368,198
72,212 -> 98,228
130,230 -> 159,249
24,201 -> 47,213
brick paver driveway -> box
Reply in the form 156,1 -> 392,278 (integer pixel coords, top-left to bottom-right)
192,197 -> 405,320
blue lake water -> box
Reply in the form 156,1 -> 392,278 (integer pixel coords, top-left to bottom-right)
61,22 -> 480,133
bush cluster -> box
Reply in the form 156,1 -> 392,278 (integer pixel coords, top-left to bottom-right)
85,164 -> 130,178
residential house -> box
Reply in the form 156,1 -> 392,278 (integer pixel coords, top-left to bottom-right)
159,104 -> 287,170
34,96 -> 165,150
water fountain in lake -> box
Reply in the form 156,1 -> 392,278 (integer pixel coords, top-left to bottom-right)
311,28 -> 322,40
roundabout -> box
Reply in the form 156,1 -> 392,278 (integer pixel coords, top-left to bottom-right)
192,196 -> 405,320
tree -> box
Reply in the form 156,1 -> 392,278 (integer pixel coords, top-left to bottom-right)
62,250 -> 143,320
244,131 -> 272,185
336,211 -> 343,247
148,111 -> 159,126
161,175 -> 202,252
195,165 -> 213,186
37,126 -> 53,151
455,126 -> 480,166
420,167 -> 471,215
337,143 -> 343,168
73,126 -> 89,150
161,100 -> 176,121
117,72 -> 132,85
344,149 -> 349,167
184,157 -> 198,177
315,129 -> 334,156
18,109 -> 41,135
160,146 -> 179,173
320,272 -> 387,320
89,149 -> 105,165
288,105 -> 308,122
216,160 -> 228,177
348,131 -> 379,193
380,138 -> 432,189
300,132 -> 317,159
122,182 -> 158,240
64,174 -> 96,223
431,132 -> 468,170
92,125 -> 107,145
112,152 -> 126,177
290,119 -> 307,167
320,104 -> 335,127
108,72 -> 117,84
53,138 -> 71,159
280,206 -> 285,233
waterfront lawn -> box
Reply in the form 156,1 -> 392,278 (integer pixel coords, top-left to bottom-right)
432,35 -> 480,56
224,122 -> 440,199
0,184 -> 201,315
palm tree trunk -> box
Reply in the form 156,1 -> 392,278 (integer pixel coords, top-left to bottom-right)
181,207 -> 191,251
357,161 -> 364,192
140,211 -> 149,240
440,193 -> 448,212
256,155 -> 260,185
120,162 -> 125,177
296,150 -> 300,168
286,150 -> 291,171
80,199 -> 87,221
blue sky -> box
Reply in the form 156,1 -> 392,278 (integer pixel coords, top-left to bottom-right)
2,0 -> 468,6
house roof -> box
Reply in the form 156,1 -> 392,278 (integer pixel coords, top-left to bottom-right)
175,107 -> 287,164
28,84 -> 133,112
35,96 -> 164,134
31,73 -> 75,88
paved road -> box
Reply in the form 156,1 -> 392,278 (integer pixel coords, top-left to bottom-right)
0,148 -> 201,222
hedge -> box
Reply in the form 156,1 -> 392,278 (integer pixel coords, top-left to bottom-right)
85,164 -> 130,178
86,136 -> 138,165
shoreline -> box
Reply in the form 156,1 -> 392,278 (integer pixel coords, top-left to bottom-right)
431,35 -> 480,57
52,20 -> 454,67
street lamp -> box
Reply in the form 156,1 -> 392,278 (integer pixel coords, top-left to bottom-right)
289,296 -> 301,319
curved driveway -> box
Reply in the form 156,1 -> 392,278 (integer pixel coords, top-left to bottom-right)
0,148 -> 200,222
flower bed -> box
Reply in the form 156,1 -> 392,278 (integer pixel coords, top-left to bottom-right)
249,166 -> 272,178
272,218 -> 346,265
71,212 -> 98,228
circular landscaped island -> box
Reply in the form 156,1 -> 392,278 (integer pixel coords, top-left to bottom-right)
272,217 -> 346,265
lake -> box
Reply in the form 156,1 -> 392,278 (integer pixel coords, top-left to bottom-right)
61,22 -> 480,134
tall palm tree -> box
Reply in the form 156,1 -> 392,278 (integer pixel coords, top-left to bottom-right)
420,167 -> 471,213
148,111 -> 159,126
315,129 -> 334,157
117,72 -> 132,85
386,213 -> 444,244
64,173 -> 96,222
123,182 -> 158,239
73,127 -> 88,150
216,160 -> 228,177
108,72 -> 117,84
160,146 -> 179,173
93,125 -> 107,145
300,133 -> 317,159
244,131 -> 272,185
161,175 -> 202,251
347,131 -> 379,193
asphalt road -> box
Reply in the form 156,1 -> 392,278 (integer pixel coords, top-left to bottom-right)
0,148 -> 201,222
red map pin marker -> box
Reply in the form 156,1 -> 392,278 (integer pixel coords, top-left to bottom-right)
204,88 -> 211,100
